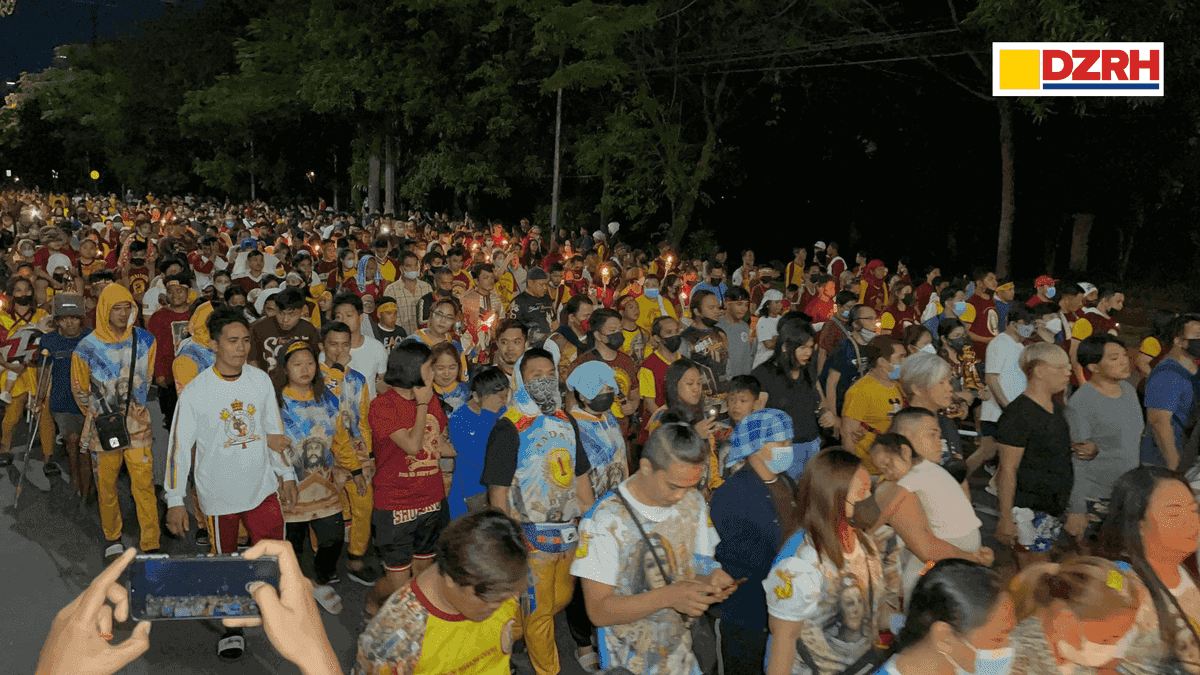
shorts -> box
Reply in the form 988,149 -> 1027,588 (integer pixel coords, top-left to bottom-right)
1012,507 -> 1063,553
372,503 -> 449,572
980,421 -> 998,439
52,412 -> 84,438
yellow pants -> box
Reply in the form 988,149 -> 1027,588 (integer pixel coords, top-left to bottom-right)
339,480 -> 373,557
524,549 -> 576,675
94,444 -> 160,551
2,394 -> 55,459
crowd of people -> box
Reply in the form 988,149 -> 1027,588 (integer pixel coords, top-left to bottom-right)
9,187 -> 1200,675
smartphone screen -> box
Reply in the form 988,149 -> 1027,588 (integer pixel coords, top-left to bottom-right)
127,554 -> 280,621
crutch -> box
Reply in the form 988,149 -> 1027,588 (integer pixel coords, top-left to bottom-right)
13,350 -> 53,509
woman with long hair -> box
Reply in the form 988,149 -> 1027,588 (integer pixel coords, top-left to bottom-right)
751,315 -> 829,478
1095,466 -> 1200,671
429,340 -> 470,413
644,358 -> 725,495
764,448 -> 882,675
270,340 -> 366,615
880,559 -> 1015,675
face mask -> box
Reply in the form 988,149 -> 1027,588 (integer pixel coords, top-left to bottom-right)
954,301 -> 968,315
889,363 -> 901,380
764,444 -> 793,475
1187,339 -> 1200,360
1057,627 -> 1134,668
131,258 -> 146,266
1046,287 -> 1057,298
920,343 -> 937,355
19,248 -> 33,258
663,335 -> 683,353
710,277 -> 723,286
404,270 -> 420,280
841,309 -> 851,319
13,295 -> 32,306
214,282 -> 229,293
859,328 -> 876,341
525,376 -> 560,414
948,337 -> 968,350
1017,324 -> 1036,339
644,288 -> 660,299
343,259 -> 356,269
945,643 -> 1015,675
1045,317 -> 1063,334
579,319 -> 590,332
588,392 -> 615,413
604,332 -> 625,350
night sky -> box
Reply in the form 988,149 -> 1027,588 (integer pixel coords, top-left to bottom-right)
1,0 -> 176,82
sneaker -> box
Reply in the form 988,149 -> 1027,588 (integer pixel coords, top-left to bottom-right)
0,452 -> 12,468
985,475 -> 998,496
43,462 -> 62,479
104,542 -> 125,562
312,584 -> 343,615
0,391 -> 11,404
195,529 -> 210,548
347,564 -> 379,586
325,573 -> 342,585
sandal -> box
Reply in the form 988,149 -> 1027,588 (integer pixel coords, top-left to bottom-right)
217,633 -> 245,659
576,646 -> 600,672
312,584 -> 343,615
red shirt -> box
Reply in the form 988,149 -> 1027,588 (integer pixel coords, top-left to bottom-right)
965,294 -> 999,361
805,296 -> 836,323
914,282 -> 934,310
33,246 -> 77,272
368,389 -> 449,511
188,251 -> 216,277
146,308 -> 191,381
1025,294 -> 1047,307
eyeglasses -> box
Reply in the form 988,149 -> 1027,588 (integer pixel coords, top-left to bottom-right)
432,311 -> 455,321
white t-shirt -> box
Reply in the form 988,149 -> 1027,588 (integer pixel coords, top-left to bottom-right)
753,316 -> 781,369
981,332 -> 1027,423
165,365 -> 292,516
350,334 -> 389,399
897,460 -> 981,540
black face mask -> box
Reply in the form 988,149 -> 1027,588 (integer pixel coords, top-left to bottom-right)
1187,339 -> 1200,360
603,332 -> 624,350
587,392 -> 616,413
13,295 -> 32,306
662,334 -> 683,353
131,258 -> 146,266
436,288 -> 452,297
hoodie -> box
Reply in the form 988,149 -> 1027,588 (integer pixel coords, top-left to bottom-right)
172,301 -> 216,393
71,283 -> 157,451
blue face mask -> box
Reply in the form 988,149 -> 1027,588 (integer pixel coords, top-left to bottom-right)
644,288 -> 660,299
889,363 -> 901,380
764,444 -> 793,475
1046,287 -> 1057,298
954,301 -> 968,315
949,645 -> 1014,675
1016,323 -> 1035,339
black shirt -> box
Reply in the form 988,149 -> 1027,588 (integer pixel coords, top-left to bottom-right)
372,323 -> 407,353
996,394 -> 1073,515
682,324 -> 729,394
750,361 -> 821,443
510,292 -> 555,346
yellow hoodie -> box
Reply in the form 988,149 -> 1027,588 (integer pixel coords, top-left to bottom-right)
172,302 -> 215,391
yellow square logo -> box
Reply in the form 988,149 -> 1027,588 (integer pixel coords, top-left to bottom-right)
998,50 -> 1040,90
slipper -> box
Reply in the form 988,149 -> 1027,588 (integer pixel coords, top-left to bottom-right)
576,646 -> 600,672
312,584 -> 343,615
217,634 -> 245,659
104,542 -> 125,563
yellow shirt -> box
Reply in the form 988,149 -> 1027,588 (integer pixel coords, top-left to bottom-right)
841,374 -> 904,474
634,293 -> 677,336
0,308 -> 49,397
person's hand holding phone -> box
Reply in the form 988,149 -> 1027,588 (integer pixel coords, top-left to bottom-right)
222,540 -> 342,675
36,547 -> 152,675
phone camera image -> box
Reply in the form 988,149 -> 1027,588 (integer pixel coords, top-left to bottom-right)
129,555 -> 280,621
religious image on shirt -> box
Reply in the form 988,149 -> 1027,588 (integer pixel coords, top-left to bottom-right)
291,434 -> 334,484
220,400 -> 261,450
170,319 -> 189,352
634,533 -> 677,593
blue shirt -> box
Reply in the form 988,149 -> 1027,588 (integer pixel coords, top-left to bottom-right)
446,403 -> 503,519
691,281 -> 728,304
821,337 -> 867,415
1141,358 -> 1199,467
995,299 -> 1012,331
39,329 -> 91,414
711,468 -> 791,630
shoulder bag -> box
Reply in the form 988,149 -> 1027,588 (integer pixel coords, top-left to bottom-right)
94,331 -> 137,451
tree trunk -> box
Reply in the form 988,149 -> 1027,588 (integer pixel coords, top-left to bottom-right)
367,140 -> 380,215
668,119 -> 717,248
1117,197 -> 1143,281
384,135 -> 395,215
996,100 -> 1015,277
550,62 -> 564,241
1069,213 -> 1093,273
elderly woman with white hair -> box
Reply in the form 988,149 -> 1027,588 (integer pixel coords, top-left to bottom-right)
897,352 -> 966,480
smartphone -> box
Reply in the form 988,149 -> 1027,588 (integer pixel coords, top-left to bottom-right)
127,553 -> 280,621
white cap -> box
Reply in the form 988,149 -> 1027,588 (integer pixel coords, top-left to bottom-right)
758,288 -> 784,313
608,221 -> 620,235
814,241 -> 826,250
1079,282 -> 1097,295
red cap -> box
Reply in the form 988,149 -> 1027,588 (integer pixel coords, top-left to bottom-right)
1034,274 -> 1057,287
865,259 -> 886,272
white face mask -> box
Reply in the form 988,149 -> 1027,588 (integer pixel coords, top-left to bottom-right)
1056,626 -> 1134,668
920,343 -> 937,355
1045,317 -> 1063,334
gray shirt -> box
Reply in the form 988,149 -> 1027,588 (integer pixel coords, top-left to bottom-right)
717,317 -> 754,380
1064,380 -> 1144,514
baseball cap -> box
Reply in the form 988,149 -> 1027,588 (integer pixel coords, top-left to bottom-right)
814,241 -> 826,250
53,294 -> 85,317
1034,274 -> 1057,287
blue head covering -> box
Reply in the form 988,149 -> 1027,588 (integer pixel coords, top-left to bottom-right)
727,408 -> 794,468
356,255 -> 381,290
566,361 -> 618,400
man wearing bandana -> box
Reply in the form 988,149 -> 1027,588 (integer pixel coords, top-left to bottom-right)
482,347 -> 595,675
